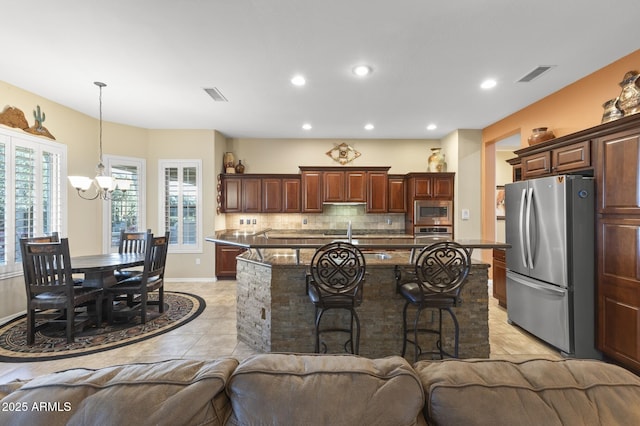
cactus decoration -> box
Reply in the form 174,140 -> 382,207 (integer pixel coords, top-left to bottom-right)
33,105 -> 45,131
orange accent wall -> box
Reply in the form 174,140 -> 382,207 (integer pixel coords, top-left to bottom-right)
480,48 -> 640,264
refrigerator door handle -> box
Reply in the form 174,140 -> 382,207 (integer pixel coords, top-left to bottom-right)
509,272 -> 567,297
518,188 -> 528,268
525,187 -> 534,269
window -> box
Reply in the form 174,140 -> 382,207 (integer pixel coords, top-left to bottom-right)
0,129 -> 66,278
102,155 -> 146,253
158,160 -> 202,253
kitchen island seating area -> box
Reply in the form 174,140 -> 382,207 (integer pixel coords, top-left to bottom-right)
306,241 -> 366,355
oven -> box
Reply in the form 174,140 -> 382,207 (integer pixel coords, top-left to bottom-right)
413,225 -> 453,239
414,200 -> 452,226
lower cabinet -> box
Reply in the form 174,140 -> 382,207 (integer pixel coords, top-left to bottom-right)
492,248 -> 507,308
215,244 -> 246,279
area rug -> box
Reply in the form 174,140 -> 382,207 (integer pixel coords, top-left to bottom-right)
0,291 -> 205,362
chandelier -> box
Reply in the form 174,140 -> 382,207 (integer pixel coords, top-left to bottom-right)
68,82 -> 130,200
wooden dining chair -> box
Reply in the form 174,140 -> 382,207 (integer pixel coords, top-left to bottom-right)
106,231 -> 170,324
114,229 -> 152,282
20,238 -> 103,344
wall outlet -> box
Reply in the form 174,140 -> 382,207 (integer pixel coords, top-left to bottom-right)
302,218 -> 308,225
239,218 -> 244,225
195,258 -> 201,265
252,218 -> 257,225
386,218 -> 392,225
461,209 -> 470,220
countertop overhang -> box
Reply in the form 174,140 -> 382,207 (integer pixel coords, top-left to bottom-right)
205,230 -> 510,251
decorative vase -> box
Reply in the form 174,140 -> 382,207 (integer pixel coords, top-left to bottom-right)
223,152 -> 235,174
601,97 -> 624,123
618,71 -> 640,116
527,127 -> 555,145
235,160 -> 245,174
427,148 -> 446,172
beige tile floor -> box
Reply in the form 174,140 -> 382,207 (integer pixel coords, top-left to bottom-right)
0,281 -> 560,384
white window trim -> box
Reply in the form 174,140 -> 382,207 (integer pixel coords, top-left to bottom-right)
158,159 -> 203,253
0,127 -> 67,279
101,155 -> 147,254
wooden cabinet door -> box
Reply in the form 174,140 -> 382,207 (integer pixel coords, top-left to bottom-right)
432,175 -> 454,199
302,171 -> 323,212
597,130 -> 640,215
388,176 -> 406,212
492,248 -> 507,308
262,178 -> 283,213
522,152 -> 551,179
283,178 -> 301,212
413,177 -> 432,198
222,177 -> 242,213
553,140 -> 591,173
215,244 -> 246,279
323,171 -> 345,202
597,216 -> 640,370
366,171 -> 387,213
346,171 -> 367,202
242,178 -> 262,212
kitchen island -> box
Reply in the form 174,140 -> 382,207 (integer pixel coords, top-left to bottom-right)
206,230 -> 508,359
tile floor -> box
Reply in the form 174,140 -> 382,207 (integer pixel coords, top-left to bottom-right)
0,280 -> 560,384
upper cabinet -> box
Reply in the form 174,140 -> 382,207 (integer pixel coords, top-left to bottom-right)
407,173 -> 454,200
219,174 -> 301,213
323,170 -> 367,203
387,175 -> 407,213
521,140 -> 592,179
301,170 -> 323,213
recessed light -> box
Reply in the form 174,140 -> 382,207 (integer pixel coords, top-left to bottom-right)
427,124 -> 437,131
364,123 -> 374,130
353,65 -> 373,77
481,79 -> 497,90
302,123 -> 312,130
291,75 -> 306,86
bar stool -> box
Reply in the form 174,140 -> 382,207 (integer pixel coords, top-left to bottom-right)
395,241 -> 471,361
306,241 -> 366,354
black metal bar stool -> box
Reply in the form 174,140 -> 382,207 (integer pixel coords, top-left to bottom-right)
306,241 -> 366,354
395,241 -> 471,361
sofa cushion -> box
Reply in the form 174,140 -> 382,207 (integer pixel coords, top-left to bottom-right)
0,358 -> 238,426
226,353 -> 426,426
414,358 -> 640,426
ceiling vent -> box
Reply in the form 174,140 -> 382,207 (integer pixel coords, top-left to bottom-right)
517,66 -> 555,83
204,87 -> 228,102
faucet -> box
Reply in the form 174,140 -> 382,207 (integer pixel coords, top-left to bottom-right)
347,220 -> 352,243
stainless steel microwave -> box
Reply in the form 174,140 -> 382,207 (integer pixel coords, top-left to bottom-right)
414,200 -> 453,226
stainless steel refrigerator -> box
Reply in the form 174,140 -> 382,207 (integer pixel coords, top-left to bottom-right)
505,175 -> 600,359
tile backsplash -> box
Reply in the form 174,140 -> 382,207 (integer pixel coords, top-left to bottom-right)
225,204 -> 405,232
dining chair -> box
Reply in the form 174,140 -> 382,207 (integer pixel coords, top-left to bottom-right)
20,238 -> 103,344
106,231 -> 170,324
306,241 -> 366,354
114,229 -> 152,282
394,241 -> 471,361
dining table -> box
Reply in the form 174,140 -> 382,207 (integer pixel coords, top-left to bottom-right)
71,252 -> 146,289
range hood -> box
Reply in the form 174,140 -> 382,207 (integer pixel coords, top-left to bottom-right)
322,202 -> 367,205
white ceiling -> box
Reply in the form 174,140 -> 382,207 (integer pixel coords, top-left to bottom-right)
1,0 -> 639,140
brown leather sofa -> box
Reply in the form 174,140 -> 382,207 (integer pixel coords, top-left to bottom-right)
1,354 -> 639,425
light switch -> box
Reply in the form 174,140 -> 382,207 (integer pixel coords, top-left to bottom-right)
461,209 -> 470,220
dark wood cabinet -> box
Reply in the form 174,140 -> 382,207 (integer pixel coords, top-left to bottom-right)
388,175 -> 406,213
221,177 -> 242,213
522,140 -> 592,179
241,178 -> 262,213
323,170 -> 367,203
282,178 -> 301,212
301,171 -> 323,212
597,130 -> 640,215
262,178 -> 283,213
492,248 -> 507,308
409,173 -> 454,200
215,243 -> 246,279
367,171 -> 388,213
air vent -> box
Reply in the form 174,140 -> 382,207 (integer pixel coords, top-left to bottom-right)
204,87 -> 228,102
517,66 -> 555,83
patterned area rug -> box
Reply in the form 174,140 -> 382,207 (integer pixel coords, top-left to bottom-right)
0,292 -> 205,362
